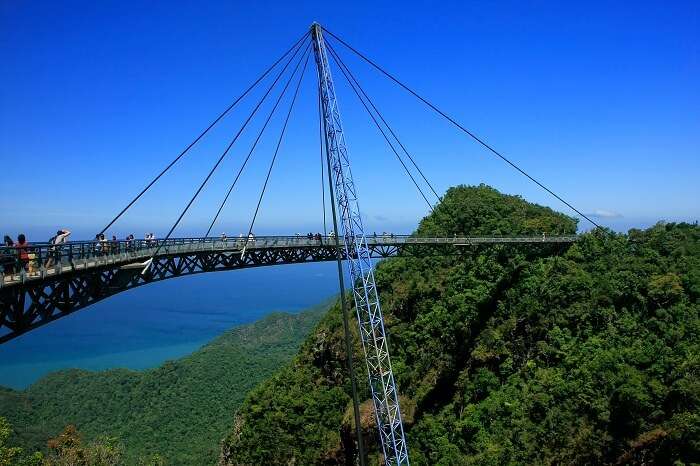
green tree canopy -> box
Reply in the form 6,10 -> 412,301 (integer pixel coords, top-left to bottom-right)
221,186 -> 699,465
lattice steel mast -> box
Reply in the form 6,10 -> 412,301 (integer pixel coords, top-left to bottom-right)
311,23 -> 410,465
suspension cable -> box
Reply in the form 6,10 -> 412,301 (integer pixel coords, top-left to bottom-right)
205,43 -> 312,238
326,44 -> 435,211
318,78 -> 328,236
322,26 -> 601,228
145,39 -> 309,265
326,40 -> 441,203
242,51 -> 311,253
99,31 -> 310,235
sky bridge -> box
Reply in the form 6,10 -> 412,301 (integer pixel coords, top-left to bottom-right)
0,234 -> 577,344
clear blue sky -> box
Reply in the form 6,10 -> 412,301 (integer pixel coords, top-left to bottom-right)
1,1 -> 698,240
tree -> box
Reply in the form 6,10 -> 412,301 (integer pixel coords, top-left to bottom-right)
45,425 -> 123,466
0,417 -> 42,466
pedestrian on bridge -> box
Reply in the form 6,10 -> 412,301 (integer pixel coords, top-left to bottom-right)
15,234 -> 34,274
1,235 -> 15,274
125,234 -> 134,251
145,233 -> 156,247
102,235 -> 113,254
97,233 -> 108,255
93,234 -> 101,255
45,228 -> 71,268
100,235 -> 110,254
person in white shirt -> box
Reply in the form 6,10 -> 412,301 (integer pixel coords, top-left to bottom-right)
46,229 -> 71,268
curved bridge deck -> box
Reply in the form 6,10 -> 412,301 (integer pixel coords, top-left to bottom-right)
0,235 -> 577,343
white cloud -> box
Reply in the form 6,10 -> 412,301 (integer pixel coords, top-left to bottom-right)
588,209 -> 623,219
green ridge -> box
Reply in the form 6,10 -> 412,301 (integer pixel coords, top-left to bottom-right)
221,184 -> 700,465
0,299 -> 333,465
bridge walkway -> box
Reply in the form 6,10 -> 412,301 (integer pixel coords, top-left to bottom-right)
0,234 -> 577,288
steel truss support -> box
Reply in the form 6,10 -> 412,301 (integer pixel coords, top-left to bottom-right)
311,23 -> 410,465
0,239 -> 571,344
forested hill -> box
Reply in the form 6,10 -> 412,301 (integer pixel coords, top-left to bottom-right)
0,301 -> 331,465
220,184 -> 700,465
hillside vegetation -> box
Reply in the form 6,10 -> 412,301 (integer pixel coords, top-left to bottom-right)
0,302 -> 331,465
220,184 -> 700,465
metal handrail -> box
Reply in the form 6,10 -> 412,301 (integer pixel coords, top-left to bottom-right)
0,234 -> 578,282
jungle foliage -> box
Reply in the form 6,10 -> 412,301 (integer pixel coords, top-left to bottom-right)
0,303 -> 330,465
220,184 -> 700,465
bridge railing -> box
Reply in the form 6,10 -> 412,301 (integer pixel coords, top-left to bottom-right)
0,234 -> 577,284
0,236 -> 319,279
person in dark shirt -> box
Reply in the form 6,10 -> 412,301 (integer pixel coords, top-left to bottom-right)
15,234 -> 31,272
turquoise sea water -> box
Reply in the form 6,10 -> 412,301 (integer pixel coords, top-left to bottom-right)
0,262 -> 341,389
0,341 -> 209,388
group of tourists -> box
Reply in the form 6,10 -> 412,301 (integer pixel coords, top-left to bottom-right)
308,232 -> 323,241
295,232 -> 328,242
0,229 -> 164,276
218,233 -> 256,243
144,233 -> 157,246
1,229 -> 72,274
92,232 -> 157,254
290,232 -> 340,244
1,233 -> 30,273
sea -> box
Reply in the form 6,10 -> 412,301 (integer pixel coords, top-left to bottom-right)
0,262 -> 342,389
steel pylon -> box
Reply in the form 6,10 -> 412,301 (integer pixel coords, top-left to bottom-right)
311,23 -> 410,466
